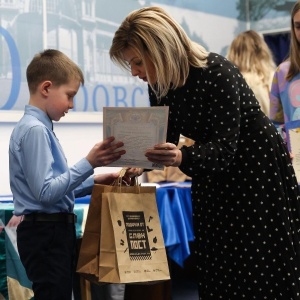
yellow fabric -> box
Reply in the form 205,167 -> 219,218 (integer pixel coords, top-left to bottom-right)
7,276 -> 33,300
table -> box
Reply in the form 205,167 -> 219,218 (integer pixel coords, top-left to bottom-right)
0,184 -> 193,299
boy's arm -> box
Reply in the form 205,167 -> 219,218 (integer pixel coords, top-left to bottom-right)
22,126 -> 93,204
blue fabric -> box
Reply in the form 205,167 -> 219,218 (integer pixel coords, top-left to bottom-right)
75,195 -> 91,204
156,187 -> 194,267
9,105 -> 94,216
74,204 -> 86,239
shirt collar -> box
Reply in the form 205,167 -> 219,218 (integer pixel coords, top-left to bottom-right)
24,105 -> 53,131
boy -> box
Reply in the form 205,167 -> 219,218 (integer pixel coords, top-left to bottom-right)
9,49 -> 125,299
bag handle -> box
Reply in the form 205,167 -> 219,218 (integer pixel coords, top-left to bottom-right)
113,168 -> 141,192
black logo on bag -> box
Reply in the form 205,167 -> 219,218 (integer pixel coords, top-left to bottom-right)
122,211 -> 152,260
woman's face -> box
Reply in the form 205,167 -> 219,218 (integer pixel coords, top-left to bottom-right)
123,48 -> 157,85
293,10 -> 300,43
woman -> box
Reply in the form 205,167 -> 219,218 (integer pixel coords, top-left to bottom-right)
270,2 -> 300,135
110,6 -> 300,299
227,30 -> 276,116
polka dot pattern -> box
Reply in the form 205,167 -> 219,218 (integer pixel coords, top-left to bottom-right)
149,53 -> 300,299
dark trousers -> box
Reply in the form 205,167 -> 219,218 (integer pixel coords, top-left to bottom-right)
17,221 -> 76,300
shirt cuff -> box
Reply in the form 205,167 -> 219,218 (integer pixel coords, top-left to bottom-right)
75,158 -> 94,177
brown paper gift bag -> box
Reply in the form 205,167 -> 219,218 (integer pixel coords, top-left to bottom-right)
76,183 -> 108,284
77,178 -> 170,284
99,185 -> 170,283
76,182 -> 128,283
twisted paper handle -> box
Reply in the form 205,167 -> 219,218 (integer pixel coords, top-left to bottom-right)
113,168 -> 140,191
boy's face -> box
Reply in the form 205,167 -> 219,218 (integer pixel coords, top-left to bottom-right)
45,79 -> 81,121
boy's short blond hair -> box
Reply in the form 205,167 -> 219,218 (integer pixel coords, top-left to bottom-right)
26,49 -> 84,94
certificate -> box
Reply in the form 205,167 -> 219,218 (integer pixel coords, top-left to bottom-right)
103,107 -> 169,169
286,120 -> 300,184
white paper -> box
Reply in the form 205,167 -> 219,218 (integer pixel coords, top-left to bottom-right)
5,225 -> 19,255
287,127 -> 300,184
103,107 -> 169,169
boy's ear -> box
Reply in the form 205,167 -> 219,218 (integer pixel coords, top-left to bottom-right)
40,81 -> 52,96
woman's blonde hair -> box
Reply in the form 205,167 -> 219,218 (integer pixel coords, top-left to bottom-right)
227,30 -> 276,86
287,1 -> 300,81
109,6 -> 208,99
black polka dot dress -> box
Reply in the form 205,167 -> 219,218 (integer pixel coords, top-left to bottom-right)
149,53 -> 300,299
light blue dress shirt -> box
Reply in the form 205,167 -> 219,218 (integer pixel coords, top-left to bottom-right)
9,105 -> 94,215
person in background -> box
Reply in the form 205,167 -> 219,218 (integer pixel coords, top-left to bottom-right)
9,49 -> 126,300
110,6 -> 300,299
270,2 -> 300,138
227,29 -> 276,116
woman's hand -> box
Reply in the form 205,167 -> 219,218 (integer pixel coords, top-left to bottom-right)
145,143 -> 182,167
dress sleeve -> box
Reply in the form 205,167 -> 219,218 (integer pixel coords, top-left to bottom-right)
179,63 -> 243,176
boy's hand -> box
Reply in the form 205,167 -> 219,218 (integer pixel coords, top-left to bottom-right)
7,215 -> 23,227
86,136 -> 125,168
94,172 -> 120,185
